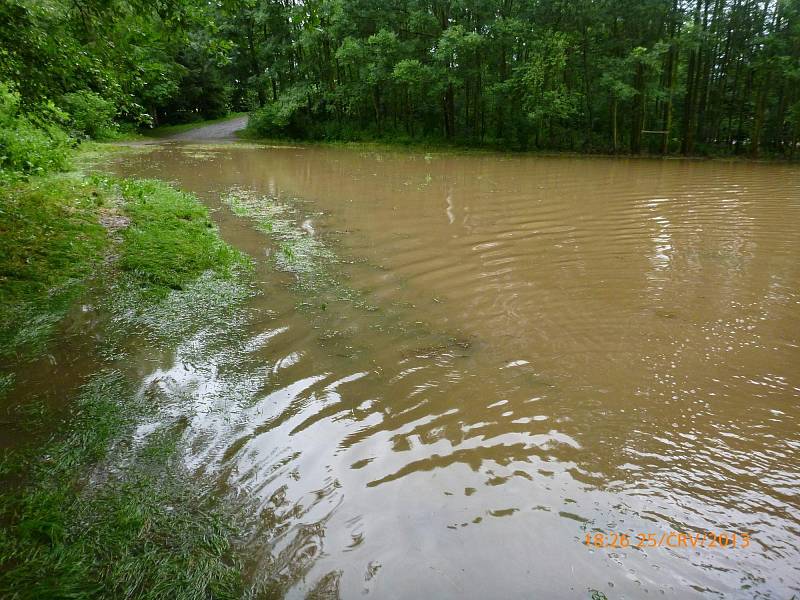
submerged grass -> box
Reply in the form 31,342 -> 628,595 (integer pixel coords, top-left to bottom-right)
1,163 -> 255,597
224,188 -> 333,283
0,372 -> 244,600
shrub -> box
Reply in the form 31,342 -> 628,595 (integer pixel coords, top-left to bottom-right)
247,85 -> 314,138
0,82 -> 71,182
60,90 -> 117,139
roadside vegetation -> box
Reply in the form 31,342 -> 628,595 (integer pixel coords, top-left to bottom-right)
0,82 -> 71,183
1,159 -> 255,597
117,179 -> 246,295
230,0 -> 800,157
0,176 -> 108,359
1,62 -> 255,595
0,171 -> 249,361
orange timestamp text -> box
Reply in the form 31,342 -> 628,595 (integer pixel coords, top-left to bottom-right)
584,531 -> 751,549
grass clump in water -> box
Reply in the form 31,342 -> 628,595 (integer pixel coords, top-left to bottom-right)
118,179 -> 246,297
224,188 -> 333,283
108,179 -> 254,344
0,371 -> 244,600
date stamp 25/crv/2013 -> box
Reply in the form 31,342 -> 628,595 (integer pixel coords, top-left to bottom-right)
584,531 -> 751,550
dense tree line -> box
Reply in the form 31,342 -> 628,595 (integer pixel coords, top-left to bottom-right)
2,0 -> 799,156
234,0 -> 800,156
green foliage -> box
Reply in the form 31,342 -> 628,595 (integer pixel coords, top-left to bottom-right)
3,0 -> 800,154
0,0 -> 235,129
231,0 -> 800,156
248,85 -> 314,138
515,31 -> 580,143
60,91 -> 117,139
0,82 -> 70,182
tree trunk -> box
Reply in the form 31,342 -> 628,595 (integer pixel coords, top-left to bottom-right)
630,62 -> 644,154
681,0 -> 703,154
581,25 -> 593,149
444,83 -> 455,139
612,97 -> 618,153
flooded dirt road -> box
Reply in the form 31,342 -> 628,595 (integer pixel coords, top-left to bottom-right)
106,144 -> 800,598
163,115 -> 248,141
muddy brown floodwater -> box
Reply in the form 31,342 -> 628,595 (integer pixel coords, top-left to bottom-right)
106,144 -> 799,598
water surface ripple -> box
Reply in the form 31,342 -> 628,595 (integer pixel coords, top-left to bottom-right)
111,146 -> 800,599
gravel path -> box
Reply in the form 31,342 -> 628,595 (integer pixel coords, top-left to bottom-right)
167,115 -> 249,141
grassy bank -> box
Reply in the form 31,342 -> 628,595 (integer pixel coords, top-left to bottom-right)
0,167 -> 247,360
0,157 -> 254,598
0,175 -> 109,360
238,127 -> 800,163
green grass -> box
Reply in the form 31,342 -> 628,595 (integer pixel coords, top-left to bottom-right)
117,179 -> 245,297
0,371 -> 244,600
0,176 -> 110,360
141,113 -> 247,139
238,128 -> 800,163
0,170 -> 249,362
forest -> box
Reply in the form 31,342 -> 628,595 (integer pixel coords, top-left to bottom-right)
2,1 -> 800,598
2,0 -> 799,157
